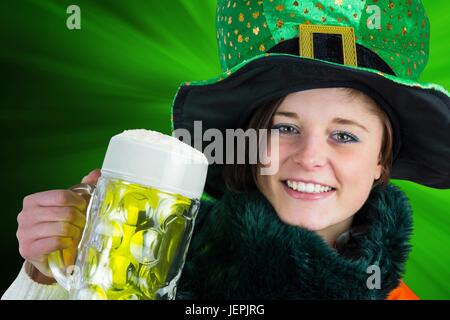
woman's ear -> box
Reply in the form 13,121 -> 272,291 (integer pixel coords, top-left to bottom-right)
374,154 -> 383,181
374,165 -> 382,181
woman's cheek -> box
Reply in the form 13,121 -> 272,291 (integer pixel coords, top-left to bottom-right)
331,153 -> 367,200
336,152 -> 377,201
277,143 -> 292,162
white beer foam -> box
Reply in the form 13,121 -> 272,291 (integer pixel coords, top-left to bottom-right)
118,129 -> 208,164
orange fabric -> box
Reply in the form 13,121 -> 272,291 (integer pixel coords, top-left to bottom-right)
386,280 -> 419,300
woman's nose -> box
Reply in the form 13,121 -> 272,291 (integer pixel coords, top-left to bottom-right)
291,135 -> 327,170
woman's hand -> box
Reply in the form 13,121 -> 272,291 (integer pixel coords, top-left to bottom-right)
16,169 -> 101,283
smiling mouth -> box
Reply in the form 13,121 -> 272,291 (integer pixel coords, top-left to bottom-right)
282,180 -> 336,194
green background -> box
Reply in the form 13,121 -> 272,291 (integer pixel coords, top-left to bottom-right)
0,0 -> 448,299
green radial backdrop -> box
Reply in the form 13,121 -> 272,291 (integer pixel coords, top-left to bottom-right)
0,0 -> 448,298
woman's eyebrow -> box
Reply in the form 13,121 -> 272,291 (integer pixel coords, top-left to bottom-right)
332,117 -> 369,133
274,111 -> 299,119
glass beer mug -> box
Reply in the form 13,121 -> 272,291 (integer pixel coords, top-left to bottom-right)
48,129 -> 208,300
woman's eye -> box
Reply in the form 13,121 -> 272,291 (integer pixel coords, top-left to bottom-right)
331,131 -> 359,144
272,124 -> 299,135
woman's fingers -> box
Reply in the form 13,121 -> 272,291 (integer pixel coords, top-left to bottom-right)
81,169 -> 101,185
19,236 -> 74,262
18,206 -> 87,229
29,221 -> 83,241
27,237 -> 74,258
22,190 -> 87,211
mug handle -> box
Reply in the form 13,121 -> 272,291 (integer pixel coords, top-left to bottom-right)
47,183 -> 96,291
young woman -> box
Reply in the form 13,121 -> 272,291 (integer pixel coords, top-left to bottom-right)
3,0 -> 449,299
174,87 -> 415,299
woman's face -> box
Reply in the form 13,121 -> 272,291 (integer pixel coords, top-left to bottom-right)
257,88 -> 383,235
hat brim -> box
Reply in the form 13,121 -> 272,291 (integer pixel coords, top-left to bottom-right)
172,54 -> 450,198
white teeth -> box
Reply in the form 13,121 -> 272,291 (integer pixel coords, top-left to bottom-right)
306,183 -> 314,193
285,180 -> 333,193
298,182 -> 305,192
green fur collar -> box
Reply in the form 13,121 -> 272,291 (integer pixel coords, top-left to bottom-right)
177,184 -> 413,300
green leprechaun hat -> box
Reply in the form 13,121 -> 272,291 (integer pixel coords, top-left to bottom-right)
171,0 -> 450,199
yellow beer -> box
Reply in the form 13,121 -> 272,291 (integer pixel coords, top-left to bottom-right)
73,177 -> 194,300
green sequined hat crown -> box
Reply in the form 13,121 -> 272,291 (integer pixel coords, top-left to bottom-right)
171,0 -> 450,198
216,0 -> 429,80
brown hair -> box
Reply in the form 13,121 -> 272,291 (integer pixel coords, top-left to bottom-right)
223,88 -> 394,193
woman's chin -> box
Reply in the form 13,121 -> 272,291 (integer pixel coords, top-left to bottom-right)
277,210 -> 330,231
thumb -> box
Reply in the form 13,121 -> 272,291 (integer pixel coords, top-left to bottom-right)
81,169 -> 101,185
